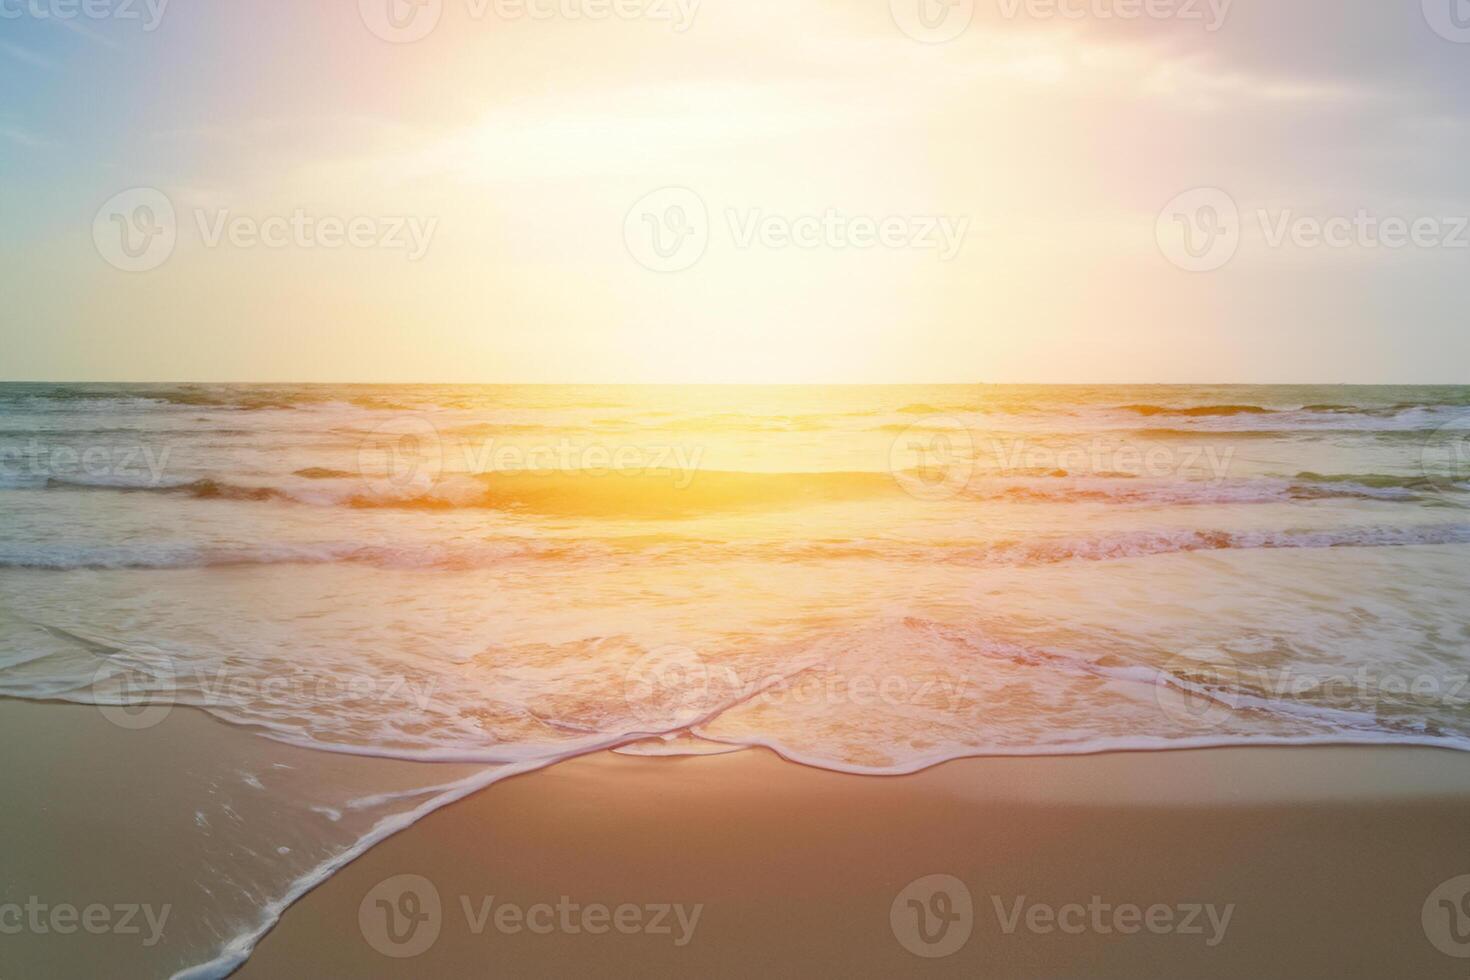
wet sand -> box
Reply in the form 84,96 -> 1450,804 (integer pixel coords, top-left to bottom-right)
239,744 -> 1470,978
6,696 -> 1470,978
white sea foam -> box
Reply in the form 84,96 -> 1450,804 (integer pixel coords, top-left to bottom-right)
3,383 -> 1469,977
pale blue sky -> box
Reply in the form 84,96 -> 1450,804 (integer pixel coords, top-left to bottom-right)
3,0 -> 1469,382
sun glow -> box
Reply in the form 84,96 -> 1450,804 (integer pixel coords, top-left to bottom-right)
5,1 -> 1465,382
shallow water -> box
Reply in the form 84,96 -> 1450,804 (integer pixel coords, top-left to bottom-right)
2,383 -> 1468,975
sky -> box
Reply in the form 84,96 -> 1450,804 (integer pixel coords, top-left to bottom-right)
2,0 -> 1469,383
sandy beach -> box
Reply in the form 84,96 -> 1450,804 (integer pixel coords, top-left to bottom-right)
7,0 -> 1470,971
235,744 -> 1470,978
6,698 -> 1470,977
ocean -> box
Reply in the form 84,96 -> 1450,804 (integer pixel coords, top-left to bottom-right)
1,382 -> 1469,975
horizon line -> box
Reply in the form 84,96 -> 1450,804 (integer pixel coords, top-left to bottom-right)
3,380 -> 1470,388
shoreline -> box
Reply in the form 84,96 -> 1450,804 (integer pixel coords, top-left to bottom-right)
6,697 -> 1470,977
238,742 -> 1470,978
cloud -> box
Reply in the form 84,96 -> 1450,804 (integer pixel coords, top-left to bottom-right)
1135,51 -> 1368,109
0,40 -> 56,70
51,16 -> 121,50
0,126 -> 55,150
